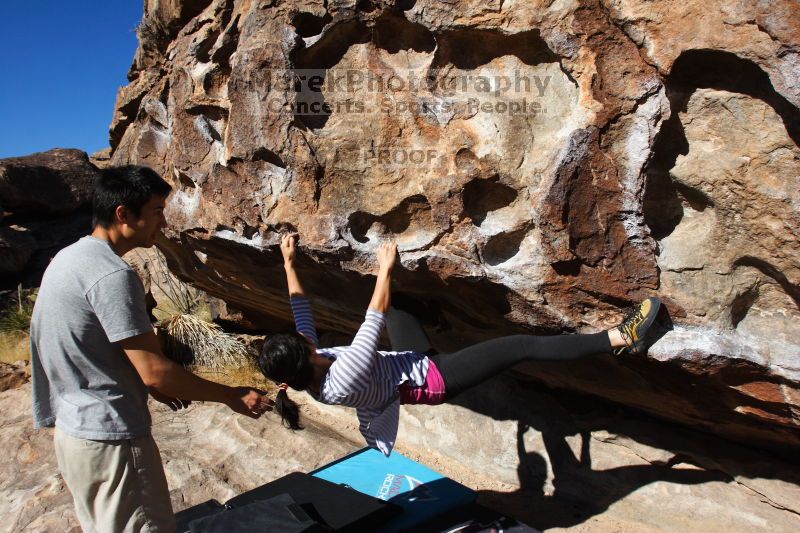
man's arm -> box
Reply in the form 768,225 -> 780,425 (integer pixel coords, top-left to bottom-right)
120,331 -> 272,418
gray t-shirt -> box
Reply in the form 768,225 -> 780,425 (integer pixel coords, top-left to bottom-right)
30,236 -> 154,439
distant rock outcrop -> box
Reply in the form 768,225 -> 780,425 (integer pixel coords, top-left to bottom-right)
0,149 -> 95,287
107,0 -> 800,456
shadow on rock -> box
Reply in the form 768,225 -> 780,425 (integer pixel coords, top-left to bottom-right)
477,421 -> 729,530
443,371 -> 799,531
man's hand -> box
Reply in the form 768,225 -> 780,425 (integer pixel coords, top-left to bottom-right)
226,387 -> 274,419
376,241 -> 398,273
281,233 -> 298,265
150,389 -> 191,411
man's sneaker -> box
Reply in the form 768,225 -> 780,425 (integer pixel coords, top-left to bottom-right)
614,297 -> 662,355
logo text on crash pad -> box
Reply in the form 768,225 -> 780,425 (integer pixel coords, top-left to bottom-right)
377,473 -> 437,502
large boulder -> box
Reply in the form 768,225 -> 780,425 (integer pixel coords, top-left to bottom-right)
0,149 -> 97,217
0,150 -> 96,288
0,226 -> 37,278
107,0 -> 800,456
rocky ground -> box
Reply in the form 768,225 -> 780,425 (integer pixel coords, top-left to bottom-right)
2,363 -> 798,532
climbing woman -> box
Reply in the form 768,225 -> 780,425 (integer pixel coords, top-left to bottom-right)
259,233 -> 661,455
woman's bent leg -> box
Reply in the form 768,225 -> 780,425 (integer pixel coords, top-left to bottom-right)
432,332 -> 611,400
386,306 -> 435,353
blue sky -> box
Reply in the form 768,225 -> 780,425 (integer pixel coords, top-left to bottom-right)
0,2 -> 143,159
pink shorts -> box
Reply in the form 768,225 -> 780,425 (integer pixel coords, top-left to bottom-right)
399,360 -> 446,405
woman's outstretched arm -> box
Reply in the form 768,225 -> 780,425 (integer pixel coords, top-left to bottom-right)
281,233 -> 305,297
281,233 -> 319,346
367,241 -> 397,314
325,241 -> 397,395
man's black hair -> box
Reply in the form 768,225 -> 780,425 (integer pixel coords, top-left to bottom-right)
92,165 -> 172,228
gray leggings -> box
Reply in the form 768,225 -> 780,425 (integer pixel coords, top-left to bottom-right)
386,307 -> 612,400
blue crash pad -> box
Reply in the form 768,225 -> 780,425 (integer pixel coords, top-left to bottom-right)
311,447 -> 476,532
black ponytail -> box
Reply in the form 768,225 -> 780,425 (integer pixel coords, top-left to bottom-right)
258,332 -> 315,430
275,388 -> 302,430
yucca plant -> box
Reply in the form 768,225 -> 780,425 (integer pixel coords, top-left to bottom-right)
0,285 -> 35,335
131,249 -> 204,318
160,313 -> 252,368
133,249 -> 252,369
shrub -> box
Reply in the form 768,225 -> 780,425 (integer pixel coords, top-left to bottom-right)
160,313 -> 252,368
0,286 -> 35,335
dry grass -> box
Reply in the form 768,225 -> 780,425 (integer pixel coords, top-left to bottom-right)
153,300 -> 212,323
0,332 -> 30,363
190,363 -> 274,392
0,286 -> 33,363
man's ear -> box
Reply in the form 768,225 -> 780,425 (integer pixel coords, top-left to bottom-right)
114,205 -> 131,225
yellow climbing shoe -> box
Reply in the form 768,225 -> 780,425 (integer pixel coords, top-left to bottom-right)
615,297 -> 662,355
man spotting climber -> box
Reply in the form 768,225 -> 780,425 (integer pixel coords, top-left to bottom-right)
30,165 -> 273,532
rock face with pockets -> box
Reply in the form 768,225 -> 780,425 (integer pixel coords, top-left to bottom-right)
107,0 -> 800,456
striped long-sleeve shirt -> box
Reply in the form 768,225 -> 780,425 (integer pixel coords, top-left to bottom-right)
289,296 -> 429,455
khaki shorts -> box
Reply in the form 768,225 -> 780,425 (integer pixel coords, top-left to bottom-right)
54,428 -> 175,533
